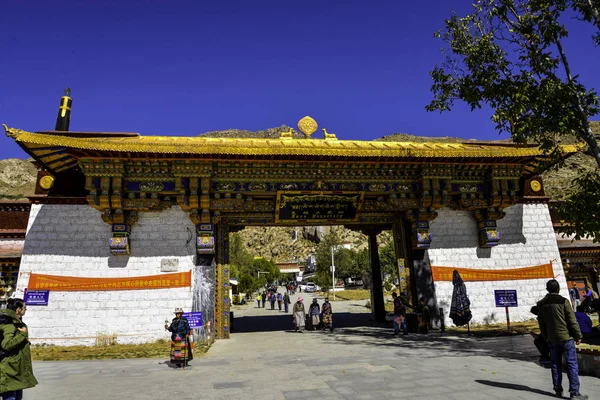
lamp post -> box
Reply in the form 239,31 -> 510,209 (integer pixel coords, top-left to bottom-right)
257,271 -> 269,286
330,245 -> 337,301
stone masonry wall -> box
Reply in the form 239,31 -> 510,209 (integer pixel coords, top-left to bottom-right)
16,204 -> 197,345
426,203 -> 566,327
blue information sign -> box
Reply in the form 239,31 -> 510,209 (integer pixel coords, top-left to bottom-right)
182,312 -> 203,329
495,290 -> 518,307
24,290 -> 49,306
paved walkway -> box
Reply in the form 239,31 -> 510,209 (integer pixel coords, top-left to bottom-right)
27,289 -> 600,399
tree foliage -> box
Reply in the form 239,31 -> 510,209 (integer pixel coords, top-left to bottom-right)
229,233 -> 281,293
428,0 -> 600,240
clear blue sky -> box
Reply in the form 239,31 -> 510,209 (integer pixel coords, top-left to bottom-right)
1,0 -> 598,159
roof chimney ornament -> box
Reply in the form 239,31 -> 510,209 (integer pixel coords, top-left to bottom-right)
64,87 -> 71,96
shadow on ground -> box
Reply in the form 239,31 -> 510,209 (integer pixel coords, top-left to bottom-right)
475,379 -> 557,398
232,311 -> 375,333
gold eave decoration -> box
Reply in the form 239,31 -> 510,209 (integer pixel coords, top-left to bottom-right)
530,180 -> 542,192
39,175 -> 55,190
3,126 -> 580,159
298,116 -> 318,138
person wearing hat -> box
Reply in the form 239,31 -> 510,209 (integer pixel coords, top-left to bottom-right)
293,297 -> 306,332
165,308 -> 192,368
309,298 -> 321,330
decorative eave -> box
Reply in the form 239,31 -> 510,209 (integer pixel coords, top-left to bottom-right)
4,125 -> 581,175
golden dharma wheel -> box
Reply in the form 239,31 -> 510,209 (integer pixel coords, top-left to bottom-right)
39,175 -> 55,190
530,180 -> 542,192
298,116 -> 318,138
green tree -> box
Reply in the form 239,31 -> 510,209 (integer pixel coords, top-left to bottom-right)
314,232 -> 342,289
427,0 -> 600,240
379,243 -> 397,282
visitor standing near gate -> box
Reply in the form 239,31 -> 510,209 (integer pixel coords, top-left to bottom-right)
569,283 -> 581,311
0,298 -> 38,400
277,292 -> 283,311
165,308 -> 192,368
537,279 -> 588,399
283,292 -> 290,313
391,292 -> 408,336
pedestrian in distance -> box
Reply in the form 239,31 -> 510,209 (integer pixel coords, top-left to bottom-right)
0,298 -> 38,400
261,292 -> 266,308
321,298 -> 333,331
293,297 -> 306,332
569,283 -> 581,311
309,298 -> 321,330
391,292 -> 408,336
270,293 -> 276,310
537,279 -> 588,399
256,293 -> 261,308
277,292 -> 283,311
283,292 -> 290,313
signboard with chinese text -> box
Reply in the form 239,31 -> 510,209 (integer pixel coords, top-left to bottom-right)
495,290 -> 518,307
431,263 -> 553,282
182,312 -> 203,329
24,290 -> 49,306
275,191 -> 363,223
27,271 -> 192,291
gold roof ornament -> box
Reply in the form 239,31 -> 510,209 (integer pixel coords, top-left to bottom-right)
298,116 -> 318,139
39,175 -> 55,190
280,127 -> 294,139
323,128 -> 338,141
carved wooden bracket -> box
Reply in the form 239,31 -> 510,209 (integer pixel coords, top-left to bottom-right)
472,208 -> 503,248
406,208 -> 438,250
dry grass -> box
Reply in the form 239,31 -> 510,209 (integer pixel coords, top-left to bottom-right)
447,319 -> 540,337
31,340 -> 210,361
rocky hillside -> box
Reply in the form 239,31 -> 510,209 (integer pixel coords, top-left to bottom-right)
0,159 -> 37,200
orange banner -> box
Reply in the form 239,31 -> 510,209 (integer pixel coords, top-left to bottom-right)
431,263 -> 554,282
27,271 -> 192,291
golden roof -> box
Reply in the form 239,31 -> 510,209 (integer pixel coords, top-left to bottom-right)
3,126 -> 581,159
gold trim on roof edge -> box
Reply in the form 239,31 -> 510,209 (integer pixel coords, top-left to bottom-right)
4,126 -> 581,159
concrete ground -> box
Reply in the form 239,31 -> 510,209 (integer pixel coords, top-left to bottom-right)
28,289 -> 600,399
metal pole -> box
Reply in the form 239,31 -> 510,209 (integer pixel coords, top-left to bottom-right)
331,246 -> 336,301
505,306 -> 511,334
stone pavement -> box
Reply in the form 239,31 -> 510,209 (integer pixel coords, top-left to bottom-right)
27,290 -> 600,399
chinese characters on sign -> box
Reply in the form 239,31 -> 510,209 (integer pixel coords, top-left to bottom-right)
27,271 -> 192,291
182,312 -> 203,329
495,290 -> 518,307
275,191 -> 363,223
24,290 -> 49,306
431,263 -> 554,282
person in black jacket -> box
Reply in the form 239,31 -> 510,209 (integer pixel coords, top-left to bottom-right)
165,308 -> 192,368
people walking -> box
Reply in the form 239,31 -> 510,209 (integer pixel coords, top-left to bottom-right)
270,292 -> 276,310
256,293 -> 261,308
165,307 -> 192,368
537,279 -> 588,399
321,298 -> 333,331
0,298 -> 38,400
391,292 -> 408,336
293,297 -> 306,332
309,298 -> 321,330
277,292 -> 283,311
283,292 -> 290,313
261,292 -> 266,308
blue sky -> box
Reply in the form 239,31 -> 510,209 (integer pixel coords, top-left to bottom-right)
1,0 -> 598,159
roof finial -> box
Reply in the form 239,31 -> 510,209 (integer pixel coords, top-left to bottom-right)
64,87 -> 71,96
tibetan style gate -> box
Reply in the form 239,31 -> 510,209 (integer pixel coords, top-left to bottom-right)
5,109 -> 576,339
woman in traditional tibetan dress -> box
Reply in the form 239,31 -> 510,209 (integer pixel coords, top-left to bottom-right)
321,298 -> 333,331
293,297 -> 306,332
165,308 -> 192,368
309,298 -> 321,330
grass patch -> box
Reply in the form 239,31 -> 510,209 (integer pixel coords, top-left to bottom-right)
447,319 -> 539,337
31,340 -> 211,361
324,290 -> 371,301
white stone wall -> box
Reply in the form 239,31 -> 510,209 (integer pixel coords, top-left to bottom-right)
16,204 -> 197,345
428,203 -> 566,327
